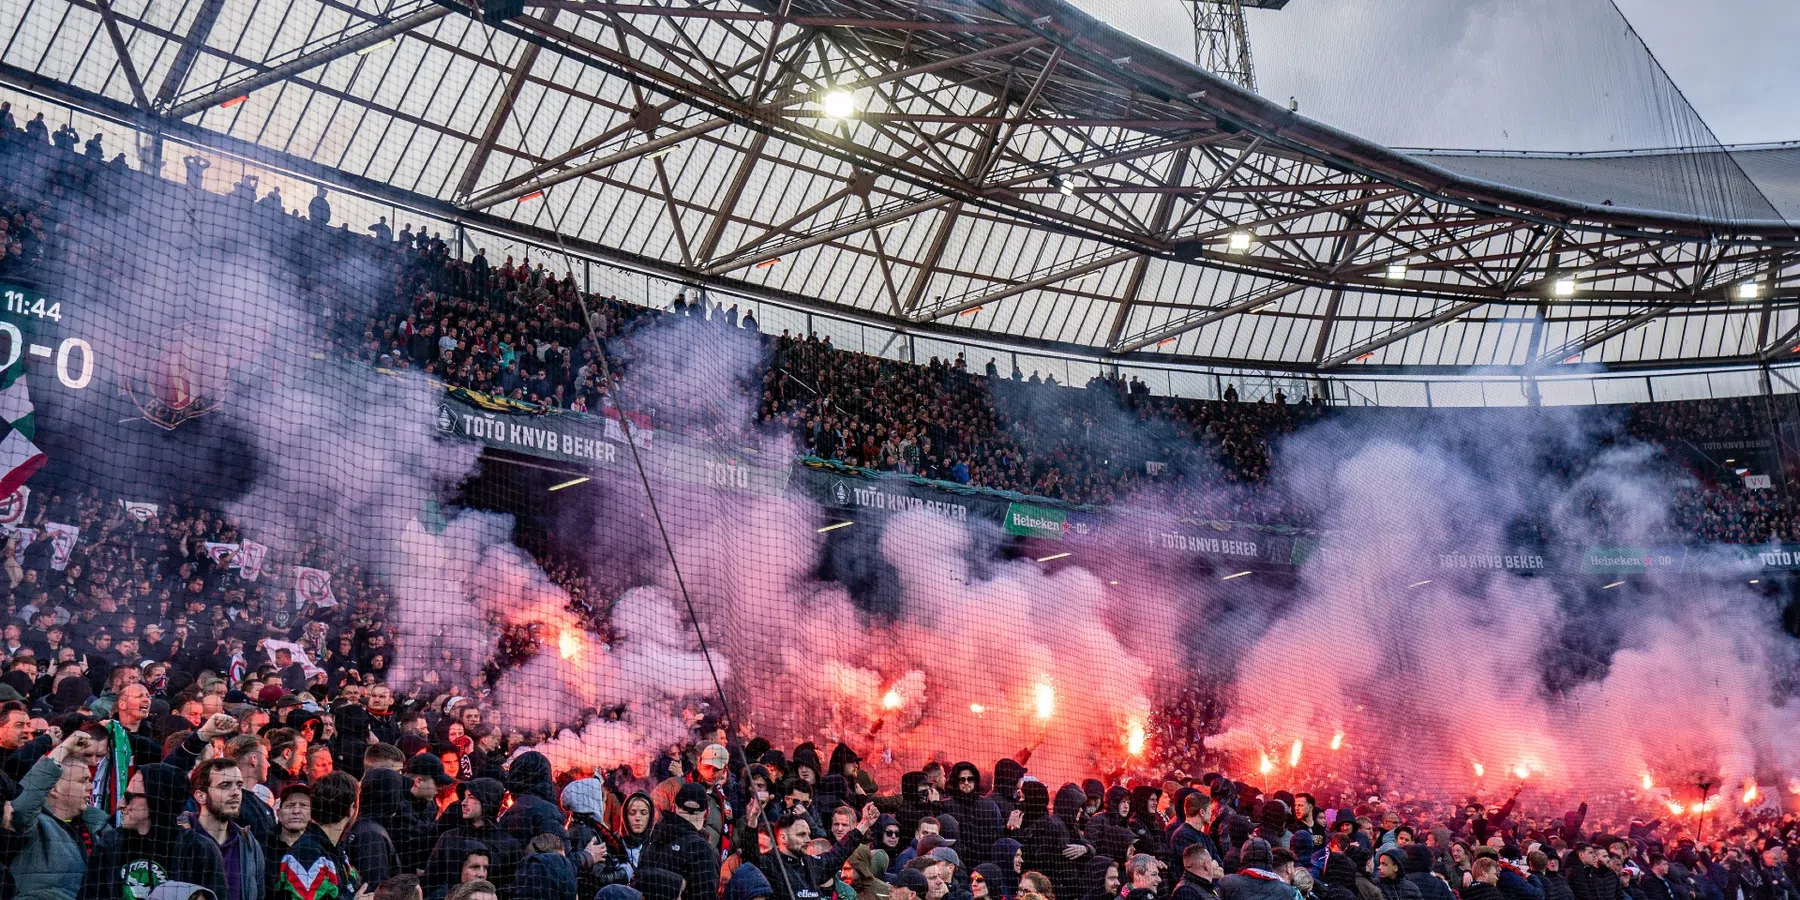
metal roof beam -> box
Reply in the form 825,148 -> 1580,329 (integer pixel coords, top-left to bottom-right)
150,0 -> 226,109
93,0 -> 150,112
1318,299 -> 1489,369
165,6 -> 450,119
463,117 -> 729,209
1113,280 -> 1309,353
1533,304 -> 1679,367
454,7 -> 558,200
525,3 -> 1035,34
912,249 -> 1136,321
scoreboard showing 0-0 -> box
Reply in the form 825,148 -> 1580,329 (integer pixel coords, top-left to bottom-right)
0,283 -> 94,390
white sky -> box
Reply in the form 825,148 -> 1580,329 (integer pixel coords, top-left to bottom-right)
1068,0 -> 1800,152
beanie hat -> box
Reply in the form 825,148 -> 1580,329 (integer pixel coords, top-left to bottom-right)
1241,838 -> 1274,870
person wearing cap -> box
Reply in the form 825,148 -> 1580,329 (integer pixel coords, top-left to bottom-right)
406,752 -> 456,820
641,782 -> 729,900
658,742 -> 737,855
891,867 -> 931,900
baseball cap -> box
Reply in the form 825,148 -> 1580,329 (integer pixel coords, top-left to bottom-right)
406,752 -> 455,786
700,743 -> 730,767
675,782 -> 709,813
890,869 -> 929,895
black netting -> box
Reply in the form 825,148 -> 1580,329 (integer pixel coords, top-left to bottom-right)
0,13 -> 1795,899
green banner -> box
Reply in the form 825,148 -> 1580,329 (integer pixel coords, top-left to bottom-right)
1003,502 -> 1067,539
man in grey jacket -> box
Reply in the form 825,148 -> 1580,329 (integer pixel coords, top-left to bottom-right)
12,730 -> 111,900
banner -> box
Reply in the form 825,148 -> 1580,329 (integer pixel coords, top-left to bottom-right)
8,527 -> 32,562
202,541 -> 238,567
237,539 -> 267,582
263,639 -> 324,678
119,500 -> 159,521
1004,503 -> 1067,540
650,440 -> 791,498
293,566 -> 338,608
0,487 -> 27,528
43,522 -> 77,570
1581,546 -> 1687,574
1745,474 -> 1773,490
436,394 -> 622,468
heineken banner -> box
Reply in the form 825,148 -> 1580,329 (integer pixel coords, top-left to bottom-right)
1004,503 -> 1066,539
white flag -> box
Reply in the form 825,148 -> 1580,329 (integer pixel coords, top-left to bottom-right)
119,500 -> 159,522
8,527 -> 33,562
293,565 -> 337,608
263,639 -> 324,677
43,522 -> 77,571
0,487 -> 28,528
202,542 -> 239,567
237,540 -> 267,582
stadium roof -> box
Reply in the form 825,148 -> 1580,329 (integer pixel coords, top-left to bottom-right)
4,0 -> 1799,375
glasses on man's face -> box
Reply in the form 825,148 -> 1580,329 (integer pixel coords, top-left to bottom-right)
972,877 -> 986,885
123,791 -> 145,802
958,775 -> 976,783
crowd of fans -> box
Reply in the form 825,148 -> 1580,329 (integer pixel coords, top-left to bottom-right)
0,99 -> 1796,900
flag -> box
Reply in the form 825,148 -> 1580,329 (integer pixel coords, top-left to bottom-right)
0,360 -> 44,498
8,527 -> 33,563
0,486 -> 27,528
119,500 -> 159,521
202,541 -> 239,567
263,639 -> 324,677
293,566 -> 337,608
89,720 -> 132,824
602,406 -> 653,449
228,651 -> 247,684
43,522 -> 77,570
237,539 -> 267,582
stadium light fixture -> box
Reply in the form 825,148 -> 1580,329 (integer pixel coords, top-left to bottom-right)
220,95 -> 248,108
1407,579 -> 1432,588
1553,278 -> 1577,297
1226,231 -> 1254,253
1737,282 -> 1762,300
817,521 -> 853,533
643,144 -> 680,160
1221,570 -> 1252,580
519,189 -> 544,203
1036,552 -> 1072,562
1750,579 -> 1761,585
548,476 -> 589,491
820,90 -> 857,119
754,258 -> 781,269
356,37 -> 397,56
1602,580 -> 1625,590
1108,580 -> 1120,585
1385,263 -> 1408,280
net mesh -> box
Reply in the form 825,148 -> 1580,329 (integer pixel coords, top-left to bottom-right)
0,0 -> 1795,897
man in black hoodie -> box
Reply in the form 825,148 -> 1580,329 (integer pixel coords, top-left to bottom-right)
642,783 -> 728,900
84,762 -> 217,899
498,751 -> 566,846
272,772 -> 363,900
944,763 -> 1003,868
1020,783 -> 1093,892
989,761 -> 1026,822
343,768 -> 407,887
432,778 -> 523,894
